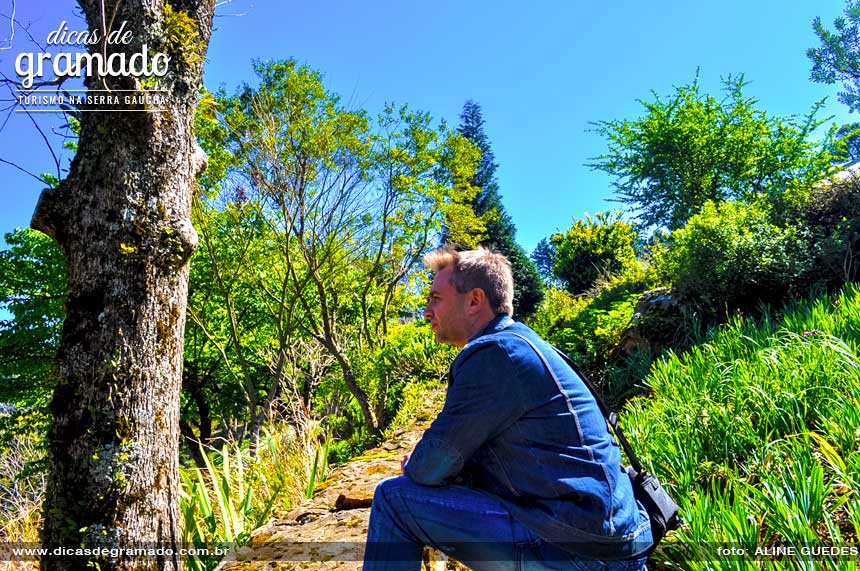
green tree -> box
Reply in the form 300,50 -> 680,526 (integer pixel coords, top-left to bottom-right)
589,75 -> 835,230
435,132 -> 485,248
216,59 -> 379,436
457,100 -> 544,318
186,88 -> 323,452
184,201 -> 281,450
212,60 -> 478,438
531,237 -> 558,284
0,229 -> 66,439
809,1 -> 860,113
830,122 -> 860,162
550,211 -> 638,295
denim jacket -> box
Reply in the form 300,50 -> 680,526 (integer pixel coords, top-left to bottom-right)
404,315 -> 653,560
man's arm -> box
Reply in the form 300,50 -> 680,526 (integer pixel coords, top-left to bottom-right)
404,341 -> 525,485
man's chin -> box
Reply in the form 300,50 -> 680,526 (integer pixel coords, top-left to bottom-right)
435,334 -> 462,347
433,331 -> 451,344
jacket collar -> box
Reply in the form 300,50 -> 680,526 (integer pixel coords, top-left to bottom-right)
468,313 -> 514,343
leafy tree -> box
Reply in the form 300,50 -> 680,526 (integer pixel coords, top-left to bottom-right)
505,248 -> 546,319
210,61 -> 477,438
457,100 -> 544,318
589,75 -> 836,230
550,211 -> 638,295
809,1 -> 860,113
830,122 -> 860,162
437,129 -> 486,248
184,201 -> 278,449
185,88 -> 314,453
213,59 -> 380,435
0,229 -> 66,439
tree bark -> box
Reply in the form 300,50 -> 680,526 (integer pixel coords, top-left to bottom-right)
31,2 -> 213,570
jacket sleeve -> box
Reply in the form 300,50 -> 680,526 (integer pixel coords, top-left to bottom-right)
404,341 -> 525,485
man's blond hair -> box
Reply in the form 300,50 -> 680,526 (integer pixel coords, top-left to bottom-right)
423,246 -> 514,316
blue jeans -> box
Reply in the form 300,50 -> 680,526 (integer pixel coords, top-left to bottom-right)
363,477 -> 648,571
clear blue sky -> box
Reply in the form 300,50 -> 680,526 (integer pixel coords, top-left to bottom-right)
0,0 -> 855,253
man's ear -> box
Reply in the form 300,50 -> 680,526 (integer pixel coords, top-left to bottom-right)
466,288 -> 486,314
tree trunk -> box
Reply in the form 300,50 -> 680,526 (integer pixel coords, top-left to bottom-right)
325,341 -> 381,440
31,2 -> 213,570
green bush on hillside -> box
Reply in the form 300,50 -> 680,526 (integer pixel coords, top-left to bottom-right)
650,200 -> 808,315
367,320 -> 455,428
795,176 -> 860,289
322,320 -> 454,462
550,210 -> 639,295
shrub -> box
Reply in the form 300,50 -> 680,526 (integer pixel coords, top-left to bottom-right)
320,320 -> 454,460
650,200 -> 807,315
550,210 -> 638,295
796,175 -> 860,288
360,320 -> 454,432
526,286 -> 586,340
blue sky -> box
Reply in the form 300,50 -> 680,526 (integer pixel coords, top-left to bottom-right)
0,0 -> 855,253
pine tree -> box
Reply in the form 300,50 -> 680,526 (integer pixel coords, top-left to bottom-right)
457,100 -> 544,318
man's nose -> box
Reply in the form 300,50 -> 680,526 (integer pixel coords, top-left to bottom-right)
423,305 -> 432,319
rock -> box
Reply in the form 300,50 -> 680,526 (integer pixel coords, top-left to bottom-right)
620,287 -> 692,356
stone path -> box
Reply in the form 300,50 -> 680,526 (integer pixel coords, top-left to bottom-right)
215,389 -> 464,571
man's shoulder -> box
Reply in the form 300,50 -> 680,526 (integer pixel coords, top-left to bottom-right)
457,322 -> 547,367
477,322 -> 580,381
481,321 -> 546,350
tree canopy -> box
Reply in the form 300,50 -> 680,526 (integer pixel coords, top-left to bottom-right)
588,75 -> 836,231
189,60 -> 480,439
0,229 -> 65,439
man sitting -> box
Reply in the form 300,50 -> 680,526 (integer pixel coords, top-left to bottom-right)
363,246 -> 652,571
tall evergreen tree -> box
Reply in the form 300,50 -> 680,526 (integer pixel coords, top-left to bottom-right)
809,1 -> 860,113
457,100 -> 544,318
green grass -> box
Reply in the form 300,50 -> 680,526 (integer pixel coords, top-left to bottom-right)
621,284 -> 860,570
180,435 -> 281,571
179,420 -> 330,571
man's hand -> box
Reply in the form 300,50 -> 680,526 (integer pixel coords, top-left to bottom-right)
400,453 -> 410,475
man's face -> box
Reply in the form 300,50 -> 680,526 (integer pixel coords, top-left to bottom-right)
424,266 -> 470,347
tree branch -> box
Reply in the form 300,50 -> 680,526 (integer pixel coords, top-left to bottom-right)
0,0 -> 15,50
0,157 -> 47,184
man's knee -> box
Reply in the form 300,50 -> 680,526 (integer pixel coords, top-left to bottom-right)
373,475 -> 412,508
